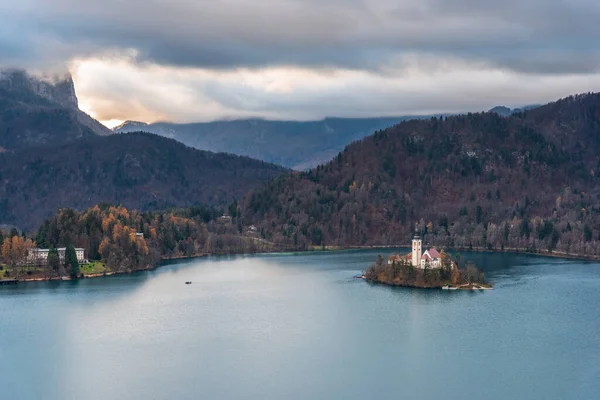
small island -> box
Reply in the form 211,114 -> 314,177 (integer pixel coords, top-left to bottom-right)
364,227 -> 492,290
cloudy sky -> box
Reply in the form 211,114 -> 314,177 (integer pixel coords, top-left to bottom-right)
3,0 -> 600,127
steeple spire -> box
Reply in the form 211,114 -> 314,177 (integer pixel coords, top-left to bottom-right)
411,223 -> 422,267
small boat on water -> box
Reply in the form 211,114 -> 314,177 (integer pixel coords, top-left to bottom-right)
185,281 -> 192,285
442,285 -> 458,290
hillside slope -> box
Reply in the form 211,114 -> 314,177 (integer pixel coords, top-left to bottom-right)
0,132 -> 286,229
243,93 -> 600,255
0,70 -> 112,151
115,116 -> 438,170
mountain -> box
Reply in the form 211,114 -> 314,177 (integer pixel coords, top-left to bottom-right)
488,106 -> 513,116
0,70 -> 112,151
243,93 -> 600,255
114,116 -> 439,170
0,132 -> 286,229
488,104 -> 541,116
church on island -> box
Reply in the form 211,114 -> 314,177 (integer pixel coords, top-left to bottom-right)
388,227 -> 442,269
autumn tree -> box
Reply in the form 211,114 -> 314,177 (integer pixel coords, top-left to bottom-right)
11,236 -> 25,267
1,238 -> 11,266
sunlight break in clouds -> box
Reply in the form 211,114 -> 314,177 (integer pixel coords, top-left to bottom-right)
71,55 -> 600,127
3,0 -> 600,124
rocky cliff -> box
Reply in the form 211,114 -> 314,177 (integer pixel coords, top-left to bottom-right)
0,69 -> 112,151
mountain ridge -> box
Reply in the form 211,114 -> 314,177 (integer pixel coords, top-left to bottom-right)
0,132 -> 287,229
115,115 -> 444,170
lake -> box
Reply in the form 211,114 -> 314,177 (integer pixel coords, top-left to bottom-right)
1,250 -> 599,400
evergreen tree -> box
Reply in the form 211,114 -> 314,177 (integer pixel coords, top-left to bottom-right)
584,224 -> 592,242
520,219 -> 530,238
36,221 -> 50,248
47,248 -> 60,275
65,244 -> 80,279
475,205 -> 483,224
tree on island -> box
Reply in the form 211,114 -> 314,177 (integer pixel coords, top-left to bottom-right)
65,244 -> 79,279
366,251 -> 489,288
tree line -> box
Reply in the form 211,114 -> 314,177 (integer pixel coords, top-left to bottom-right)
1,203 -> 277,280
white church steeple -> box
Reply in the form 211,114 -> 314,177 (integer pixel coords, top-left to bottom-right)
411,223 -> 422,267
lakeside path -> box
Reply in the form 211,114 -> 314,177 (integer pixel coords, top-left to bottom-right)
2,245 -> 600,285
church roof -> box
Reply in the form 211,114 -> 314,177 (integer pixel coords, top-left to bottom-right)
427,248 -> 440,259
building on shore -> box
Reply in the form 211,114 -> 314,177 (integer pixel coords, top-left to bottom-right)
26,248 -> 87,265
388,226 -> 442,269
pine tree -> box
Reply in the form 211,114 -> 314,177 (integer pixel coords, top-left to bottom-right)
584,224 -> 592,242
47,248 -> 60,275
65,244 -> 80,279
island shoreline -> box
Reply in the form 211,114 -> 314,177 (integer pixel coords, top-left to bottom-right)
3,244 -> 599,285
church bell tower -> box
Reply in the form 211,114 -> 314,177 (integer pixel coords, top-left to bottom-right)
412,224 -> 422,267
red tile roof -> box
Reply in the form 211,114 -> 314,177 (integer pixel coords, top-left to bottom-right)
427,248 -> 440,259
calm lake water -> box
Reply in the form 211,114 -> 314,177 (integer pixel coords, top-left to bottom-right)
1,250 -> 600,400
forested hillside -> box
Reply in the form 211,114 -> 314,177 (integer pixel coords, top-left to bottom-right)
0,132 -> 286,229
243,93 -> 600,256
1,204 -> 276,278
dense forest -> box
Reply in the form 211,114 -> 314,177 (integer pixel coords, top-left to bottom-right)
0,132 -> 287,229
0,203 -> 275,279
243,93 -> 600,257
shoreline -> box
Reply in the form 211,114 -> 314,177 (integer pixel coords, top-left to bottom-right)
364,278 -> 493,291
2,244 -> 599,285
313,244 -> 600,262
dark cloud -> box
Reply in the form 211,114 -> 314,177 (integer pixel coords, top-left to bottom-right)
2,0 -> 600,74
5,0 -> 600,124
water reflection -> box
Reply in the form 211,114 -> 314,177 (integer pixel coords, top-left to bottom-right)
1,250 -> 599,400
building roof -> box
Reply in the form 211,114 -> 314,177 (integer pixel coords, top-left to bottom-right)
33,248 -> 85,252
426,248 -> 440,259
388,253 -> 411,262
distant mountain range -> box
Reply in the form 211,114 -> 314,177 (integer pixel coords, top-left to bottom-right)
115,106 -> 547,170
114,116 -> 442,170
0,132 -> 286,229
0,70 -> 112,151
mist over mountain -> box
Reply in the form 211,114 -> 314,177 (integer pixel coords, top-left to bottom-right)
115,116 -> 441,170
0,69 -> 112,152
